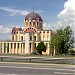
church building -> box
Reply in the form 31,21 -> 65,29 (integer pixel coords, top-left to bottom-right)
0,12 -> 55,55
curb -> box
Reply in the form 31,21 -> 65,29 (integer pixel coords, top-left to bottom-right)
0,61 -> 74,67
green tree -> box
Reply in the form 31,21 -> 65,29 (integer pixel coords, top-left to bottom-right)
36,41 -> 46,55
63,26 -> 74,54
51,26 -> 74,55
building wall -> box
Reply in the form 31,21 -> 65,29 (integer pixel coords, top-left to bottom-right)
0,42 -> 52,55
24,18 -> 43,30
0,30 -> 53,55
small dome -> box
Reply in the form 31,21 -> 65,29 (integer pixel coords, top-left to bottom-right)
25,12 -> 42,21
12,27 -> 22,34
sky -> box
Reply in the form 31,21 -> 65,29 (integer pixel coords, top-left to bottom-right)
0,0 -> 75,42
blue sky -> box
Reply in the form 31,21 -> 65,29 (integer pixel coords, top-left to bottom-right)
0,0 -> 66,26
0,0 -> 75,40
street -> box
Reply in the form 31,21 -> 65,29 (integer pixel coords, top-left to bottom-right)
0,62 -> 75,75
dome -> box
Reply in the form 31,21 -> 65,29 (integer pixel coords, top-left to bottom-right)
25,12 -> 42,21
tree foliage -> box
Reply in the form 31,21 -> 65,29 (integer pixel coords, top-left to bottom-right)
36,41 -> 46,55
51,26 -> 74,55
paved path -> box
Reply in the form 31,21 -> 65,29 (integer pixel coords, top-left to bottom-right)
0,62 -> 75,75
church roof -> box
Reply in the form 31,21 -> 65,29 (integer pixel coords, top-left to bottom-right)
25,12 -> 42,21
11,27 -> 22,34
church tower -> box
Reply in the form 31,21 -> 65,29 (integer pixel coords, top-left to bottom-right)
24,12 -> 43,33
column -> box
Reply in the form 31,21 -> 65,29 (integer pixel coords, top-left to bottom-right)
35,22 -> 36,28
36,43 -> 38,47
32,34 -> 34,41
15,43 -> 18,54
9,43 -> 11,54
21,43 -> 23,54
14,35 -> 16,41
32,22 -> 33,27
49,31 -> 51,41
17,32 -> 20,41
28,21 -> 30,27
0,43 -> 1,53
36,33 -> 38,41
2,43 -> 4,53
5,43 -> 7,53
19,43 -> 21,54
35,43 -> 38,52
12,43 -> 14,54
41,31 -> 44,41
45,31 -> 47,41
31,43 -> 33,53
47,43 -> 50,55
25,42 -> 30,54
46,43 -> 50,55
53,46 -> 56,56
25,33 -> 30,54
37,32 -> 40,41
23,43 -> 25,54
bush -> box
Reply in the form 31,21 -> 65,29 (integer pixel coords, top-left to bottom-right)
36,42 -> 46,55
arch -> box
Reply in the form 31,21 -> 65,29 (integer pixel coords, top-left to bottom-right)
24,27 -> 37,33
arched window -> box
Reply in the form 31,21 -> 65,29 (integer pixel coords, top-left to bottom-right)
34,36 -> 36,41
15,35 -> 17,41
30,36 -> 32,41
37,22 -> 39,26
21,36 -> 23,41
30,22 -> 31,25
33,22 -> 35,26
23,43 -> 25,49
12,35 -> 14,41
34,43 -> 36,48
30,43 -> 31,49
25,27 -> 37,32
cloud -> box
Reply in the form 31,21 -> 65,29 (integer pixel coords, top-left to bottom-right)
0,24 -> 12,34
0,7 -> 44,16
56,21 -> 64,29
57,0 -> 75,45
43,23 -> 51,30
58,0 -> 75,22
57,0 -> 75,33
0,24 -> 22,40
35,10 -> 44,13
28,8 -> 44,13
0,7 -> 30,16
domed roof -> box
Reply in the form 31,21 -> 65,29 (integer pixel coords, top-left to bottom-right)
25,12 -> 42,21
